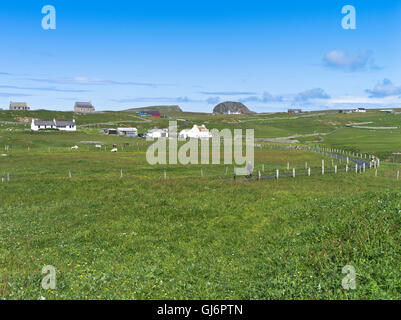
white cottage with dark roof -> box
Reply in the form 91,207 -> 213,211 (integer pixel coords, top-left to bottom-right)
31,119 -> 76,131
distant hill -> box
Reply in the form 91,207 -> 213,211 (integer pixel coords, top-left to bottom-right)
123,105 -> 183,113
213,101 -> 254,114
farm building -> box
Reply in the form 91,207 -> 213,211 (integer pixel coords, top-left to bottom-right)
103,128 -> 118,135
151,110 -> 161,117
179,125 -> 213,139
138,110 -> 161,117
147,128 -> 168,138
288,109 -> 302,114
74,101 -> 95,113
31,119 -> 76,131
353,108 -> 366,113
379,109 -> 394,114
117,127 -> 138,137
10,102 -> 30,111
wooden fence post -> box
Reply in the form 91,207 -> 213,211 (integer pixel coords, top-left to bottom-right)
292,168 -> 295,178
322,160 -> 325,175
276,169 -> 279,180
334,165 -> 337,173
308,167 -> 311,176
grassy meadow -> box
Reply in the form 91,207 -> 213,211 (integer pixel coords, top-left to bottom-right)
1,109 -> 401,299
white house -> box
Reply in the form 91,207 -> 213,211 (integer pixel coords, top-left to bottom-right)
179,125 -> 213,139
353,108 -> 366,113
31,119 -> 76,131
147,128 -> 168,138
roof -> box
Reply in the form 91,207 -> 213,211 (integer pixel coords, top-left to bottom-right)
56,120 -> 75,127
148,128 -> 164,133
34,119 -> 75,127
196,125 -> 208,132
34,120 -> 55,126
10,102 -> 28,107
75,102 -> 94,108
118,127 -> 137,131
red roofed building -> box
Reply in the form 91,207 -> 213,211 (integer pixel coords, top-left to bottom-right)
151,110 -> 161,117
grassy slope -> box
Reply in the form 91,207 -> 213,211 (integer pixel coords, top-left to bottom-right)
1,109 -> 401,299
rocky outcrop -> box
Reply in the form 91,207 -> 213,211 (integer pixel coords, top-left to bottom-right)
213,101 -> 254,114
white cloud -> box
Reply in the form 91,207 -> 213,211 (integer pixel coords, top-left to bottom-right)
366,79 -> 401,98
323,50 -> 379,71
294,88 -> 330,102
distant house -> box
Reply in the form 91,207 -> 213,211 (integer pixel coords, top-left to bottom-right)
31,119 -> 76,131
353,108 -> 366,113
147,128 -> 168,138
179,125 -> 213,139
74,101 -> 95,113
10,102 -> 30,111
339,109 -> 353,114
117,127 -> 138,137
288,109 -> 302,114
151,110 -> 161,117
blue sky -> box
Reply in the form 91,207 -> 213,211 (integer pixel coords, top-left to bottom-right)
0,0 -> 400,112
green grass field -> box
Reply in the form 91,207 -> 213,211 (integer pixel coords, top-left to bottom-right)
1,109 -> 401,299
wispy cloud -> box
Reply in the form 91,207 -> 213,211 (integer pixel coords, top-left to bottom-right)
0,85 -> 90,93
294,88 -> 330,102
111,96 -> 201,103
366,79 -> 401,98
206,96 -> 220,104
323,49 -> 381,71
0,92 -> 32,97
200,91 -> 257,95
28,76 -> 167,88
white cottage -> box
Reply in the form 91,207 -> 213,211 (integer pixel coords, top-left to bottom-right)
31,119 -> 76,131
179,125 -> 212,139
